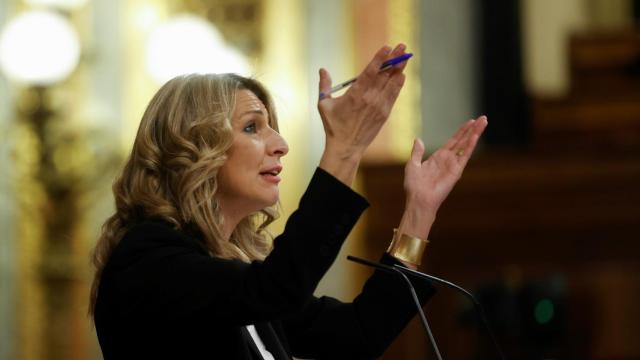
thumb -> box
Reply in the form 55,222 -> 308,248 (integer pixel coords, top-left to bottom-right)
318,68 -> 333,100
410,138 -> 425,164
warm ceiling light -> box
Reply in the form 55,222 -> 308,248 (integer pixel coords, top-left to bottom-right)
145,14 -> 251,84
0,10 -> 80,85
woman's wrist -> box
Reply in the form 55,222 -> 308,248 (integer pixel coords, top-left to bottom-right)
397,202 -> 436,240
388,203 -> 436,268
319,143 -> 363,186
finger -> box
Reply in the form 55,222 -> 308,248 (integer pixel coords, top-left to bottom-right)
377,43 -> 407,78
410,138 -> 425,164
443,119 -> 476,150
379,73 -> 406,114
351,45 -> 392,92
466,116 -> 488,149
318,68 -> 333,101
457,116 -> 488,166
389,43 -> 406,58
374,43 -> 406,87
449,119 -> 478,151
450,116 -> 487,153
464,116 -> 488,145
387,43 -> 409,76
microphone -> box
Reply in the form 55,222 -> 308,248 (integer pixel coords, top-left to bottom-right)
347,255 -> 443,360
390,262 -> 507,360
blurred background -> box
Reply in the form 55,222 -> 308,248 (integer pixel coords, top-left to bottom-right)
0,0 -> 638,359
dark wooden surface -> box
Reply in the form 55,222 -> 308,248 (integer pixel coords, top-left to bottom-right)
361,151 -> 640,359
361,28 -> 640,360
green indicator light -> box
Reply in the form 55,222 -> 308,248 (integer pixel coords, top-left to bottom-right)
534,298 -> 554,324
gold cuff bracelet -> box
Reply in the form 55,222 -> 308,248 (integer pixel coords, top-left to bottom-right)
386,228 -> 429,266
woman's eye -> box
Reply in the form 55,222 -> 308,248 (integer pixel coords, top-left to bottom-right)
243,122 -> 257,133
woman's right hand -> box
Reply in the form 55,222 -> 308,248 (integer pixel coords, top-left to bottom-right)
318,44 -> 409,185
397,117 -> 488,241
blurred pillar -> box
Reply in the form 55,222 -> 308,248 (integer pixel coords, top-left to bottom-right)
352,0 -> 421,161
420,0 -> 480,151
82,1 -> 125,357
0,1 -> 17,359
121,0 -> 168,150
90,0 -> 123,139
304,0 -> 354,175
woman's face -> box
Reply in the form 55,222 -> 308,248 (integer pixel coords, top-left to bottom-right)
217,89 -> 289,217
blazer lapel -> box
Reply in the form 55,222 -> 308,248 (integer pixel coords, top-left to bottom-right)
255,322 -> 291,360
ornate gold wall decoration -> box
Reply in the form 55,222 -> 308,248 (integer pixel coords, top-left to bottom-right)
13,85 -> 121,359
180,0 -> 263,57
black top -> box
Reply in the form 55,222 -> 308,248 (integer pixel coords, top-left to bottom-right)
95,168 -> 435,359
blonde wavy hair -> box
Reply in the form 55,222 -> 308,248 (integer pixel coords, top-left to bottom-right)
89,73 -> 279,316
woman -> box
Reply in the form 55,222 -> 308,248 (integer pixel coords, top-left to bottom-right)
90,44 -> 488,359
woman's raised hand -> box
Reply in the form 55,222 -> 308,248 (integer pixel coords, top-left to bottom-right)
318,44 -> 409,185
397,116 -> 488,240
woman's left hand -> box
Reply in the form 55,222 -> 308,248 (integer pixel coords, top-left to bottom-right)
400,116 -> 488,238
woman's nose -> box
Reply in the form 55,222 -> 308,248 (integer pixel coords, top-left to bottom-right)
268,131 -> 289,157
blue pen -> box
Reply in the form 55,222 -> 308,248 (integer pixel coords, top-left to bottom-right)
319,53 -> 413,99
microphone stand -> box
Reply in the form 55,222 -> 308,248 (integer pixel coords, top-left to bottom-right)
347,256 -> 443,360
390,264 -> 506,360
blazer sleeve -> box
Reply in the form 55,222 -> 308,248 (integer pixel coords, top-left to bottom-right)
281,253 -> 436,360
105,168 -> 369,325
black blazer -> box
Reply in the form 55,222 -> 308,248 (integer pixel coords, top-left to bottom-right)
95,168 -> 435,359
